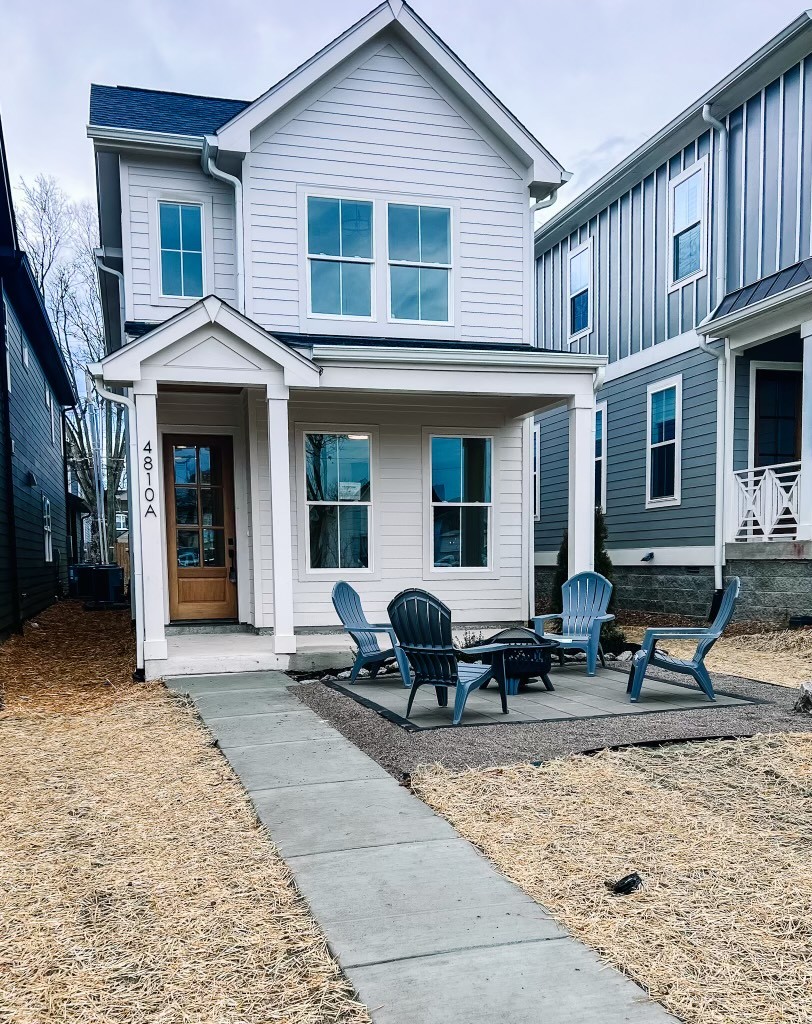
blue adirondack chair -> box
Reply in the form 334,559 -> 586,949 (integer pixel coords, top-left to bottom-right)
532,571 -> 614,676
332,582 -> 411,686
387,588 -> 511,726
627,577 -> 741,702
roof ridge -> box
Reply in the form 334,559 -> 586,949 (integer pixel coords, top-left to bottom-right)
90,83 -> 250,106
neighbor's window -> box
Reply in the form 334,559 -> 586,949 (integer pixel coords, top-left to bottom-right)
388,204 -> 451,322
669,162 -> 705,285
431,436 -> 491,568
43,496 -> 53,562
306,433 -> 371,570
307,197 -> 373,317
22,340 -> 29,369
568,240 -> 592,339
159,202 -> 204,298
595,402 -> 606,511
533,422 -> 541,521
647,377 -> 682,505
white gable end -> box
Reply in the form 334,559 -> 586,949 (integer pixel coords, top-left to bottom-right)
161,335 -> 265,372
245,35 -> 532,345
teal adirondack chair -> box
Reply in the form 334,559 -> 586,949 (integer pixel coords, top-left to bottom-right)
332,582 -> 411,686
532,571 -> 614,676
627,577 -> 741,702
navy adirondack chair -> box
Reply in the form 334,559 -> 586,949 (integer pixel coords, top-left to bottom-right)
332,582 -> 410,686
387,588 -> 511,726
627,577 -> 741,702
532,571 -> 614,676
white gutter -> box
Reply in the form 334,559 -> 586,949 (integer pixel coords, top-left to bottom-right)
93,379 -> 145,676
95,251 -> 126,347
202,139 -> 245,313
699,103 -> 729,592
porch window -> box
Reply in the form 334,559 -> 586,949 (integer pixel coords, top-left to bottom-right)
431,436 -> 491,568
43,496 -> 53,562
669,161 -> 706,286
567,240 -> 592,340
305,433 -> 371,570
388,204 -> 451,323
159,202 -> 204,298
307,197 -> 373,317
646,377 -> 682,506
595,402 -> 606,511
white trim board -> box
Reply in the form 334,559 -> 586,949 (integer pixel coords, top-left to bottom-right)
601,330 -> 703,384
535,545 -> 715,567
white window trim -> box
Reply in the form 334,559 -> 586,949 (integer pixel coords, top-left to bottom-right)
424,430 -> 495,576
304,193 -> 376,323
148,190 -> 215,309
645,374 -> 683,509
667,156 -> 709,292
43,495 -> 53,562
386,200 -> 454,327
566,237 -> 593,343
595,400 -> 607,512
747,360 -> 803,468
533,421 -> 541,522
297,425 -> 378,579
22,340 -> 29,369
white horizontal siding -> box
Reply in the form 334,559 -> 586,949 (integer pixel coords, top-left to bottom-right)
247,40 -> 528,343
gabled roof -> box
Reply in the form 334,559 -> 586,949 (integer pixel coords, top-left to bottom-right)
536,10 -> 812,252
0,117 -> 18,253
89,85 -> 250,137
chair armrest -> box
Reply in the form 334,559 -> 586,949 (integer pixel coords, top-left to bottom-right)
341,623 -> 396,635
531,614 -> 562,630
642,627 -> 709,641
456,643 -> 512,658
594,614 -> 615,623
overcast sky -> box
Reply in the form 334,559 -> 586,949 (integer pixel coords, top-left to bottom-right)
0,0 -> 804,207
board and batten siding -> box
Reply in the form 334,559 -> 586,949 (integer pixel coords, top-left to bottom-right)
122,156 -> 238,324
246,41 -> 530,343
287,394 -> 526,628
537,58 -> 812,363
535,348 -> 718,553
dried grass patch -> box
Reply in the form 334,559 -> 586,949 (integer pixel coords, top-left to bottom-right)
413,735 -> 812,1024
622,625 -> 812,688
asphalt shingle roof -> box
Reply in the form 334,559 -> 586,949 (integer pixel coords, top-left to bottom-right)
712,258 -> 812,320
89,84 -> 251,137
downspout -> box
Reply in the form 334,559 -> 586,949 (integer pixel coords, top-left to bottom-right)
202,139 -> 244,312
531,188 -> 560,347
96,253 -> 126,349
93,379 -> 145,677
700,103 -> 728,592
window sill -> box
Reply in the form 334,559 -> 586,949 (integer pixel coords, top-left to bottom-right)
667,268 -> 706,293
644,497 -> 682,510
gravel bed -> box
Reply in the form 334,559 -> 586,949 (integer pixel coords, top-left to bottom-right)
291,669 -> 812,778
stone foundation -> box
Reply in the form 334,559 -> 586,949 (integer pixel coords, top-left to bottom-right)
724,558 -> 812,622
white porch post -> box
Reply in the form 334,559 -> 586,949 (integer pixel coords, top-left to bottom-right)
133,382 -> 167,661
267,385 -> 296,654
799,321 -> 812,541
567,394 -> 595,577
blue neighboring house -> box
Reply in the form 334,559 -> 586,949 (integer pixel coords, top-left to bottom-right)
533,12 -> 812,622
0,115 -> 75,638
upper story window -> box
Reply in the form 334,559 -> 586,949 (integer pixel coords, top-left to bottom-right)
430,435 -> 491,568
669,160 -> 706,288
567,240 -> 592,341
646,376 -> 682,507
388,204 -> 451,323
595,402 -> 607,511
305,432 -> 372,570
307,197 -> 373,318
159,202 -> 204,298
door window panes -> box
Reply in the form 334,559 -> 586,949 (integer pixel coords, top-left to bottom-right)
172,443 -> 228,568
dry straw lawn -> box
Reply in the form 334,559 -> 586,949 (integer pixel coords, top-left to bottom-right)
0,602 -> 369,1024
413,734 -> 812,1024
622,625 -> 812,688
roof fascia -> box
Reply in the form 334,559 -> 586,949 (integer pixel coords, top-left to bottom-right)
87,124 -> 204,153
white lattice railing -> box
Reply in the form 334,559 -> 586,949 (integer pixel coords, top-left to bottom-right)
731,461 -> 801,541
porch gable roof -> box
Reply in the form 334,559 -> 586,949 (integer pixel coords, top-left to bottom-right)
93,295 -> 321,388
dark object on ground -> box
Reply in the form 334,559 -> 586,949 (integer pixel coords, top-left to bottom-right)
793,682 -> 812,715
789,616 -> 812,629
479,627 -> 557,694
70,563 -> 124,603
83,600 -> 131,612
605,872 -> 644,895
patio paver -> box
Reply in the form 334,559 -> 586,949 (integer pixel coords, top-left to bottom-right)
168,671 -> 677,1024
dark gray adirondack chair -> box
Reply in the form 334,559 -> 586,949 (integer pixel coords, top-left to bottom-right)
627,577 -> 741,702
532,571 -> 614,676
332,582 -> 410,686
387,588 -> 511,726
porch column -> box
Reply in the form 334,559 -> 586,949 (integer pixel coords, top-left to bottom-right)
568,393 -> 595,577
133,382 -> 167,661
799,321 -> 812,541
267,385 -> 296,654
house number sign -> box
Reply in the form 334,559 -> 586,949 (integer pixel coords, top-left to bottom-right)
142,440 -> 157,518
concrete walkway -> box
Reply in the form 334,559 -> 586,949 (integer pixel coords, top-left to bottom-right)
168,671 -> 677,1024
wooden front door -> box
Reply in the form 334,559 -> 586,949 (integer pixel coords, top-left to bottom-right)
164,435 -> 238,621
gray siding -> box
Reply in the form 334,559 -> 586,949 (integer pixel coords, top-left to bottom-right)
535,348 -> 719,552
537,57 -> 812,362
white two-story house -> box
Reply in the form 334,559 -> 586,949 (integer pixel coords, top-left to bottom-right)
89,0 -> 602,679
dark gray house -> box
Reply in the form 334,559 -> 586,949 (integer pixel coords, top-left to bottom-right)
0,116 -> 75,638
534,12 -> 812,621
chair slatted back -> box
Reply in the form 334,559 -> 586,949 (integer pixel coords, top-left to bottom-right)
561,571 -> 613,635
695,577 -> 741,661
387,588 -> 459,687
332,581 -> 381,656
